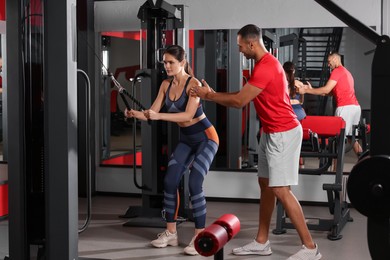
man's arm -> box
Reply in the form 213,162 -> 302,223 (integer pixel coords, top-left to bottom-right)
298,79 -> 337,96
192,79 -> 262,108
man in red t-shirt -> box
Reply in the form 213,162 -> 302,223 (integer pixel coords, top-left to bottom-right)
297,52 -> 362,156
192,24 -> 321,260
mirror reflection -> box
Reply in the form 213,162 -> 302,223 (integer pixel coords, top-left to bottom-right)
99,26 -> 373,170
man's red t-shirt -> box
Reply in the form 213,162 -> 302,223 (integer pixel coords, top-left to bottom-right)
329,66 -> 359,107
248,53 -> 299,133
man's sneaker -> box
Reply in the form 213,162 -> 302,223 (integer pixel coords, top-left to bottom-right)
232,239 -> 272,256
183,236 -> 199,255
150,230 -> 179,248
287,244 -> 322,260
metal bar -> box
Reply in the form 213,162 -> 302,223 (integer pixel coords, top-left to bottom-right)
227,29 -> 242,169
314,0 -> 380,44
77,69 -> 92,234
370,35 -> 390,156
7,0 -> 28,258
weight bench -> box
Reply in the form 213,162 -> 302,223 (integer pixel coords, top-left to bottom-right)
0,162 -> 8,220
273,116 -> 352,240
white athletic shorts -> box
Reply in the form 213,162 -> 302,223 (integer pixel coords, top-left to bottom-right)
335,105 -> 361,136
257,125 -> 302,187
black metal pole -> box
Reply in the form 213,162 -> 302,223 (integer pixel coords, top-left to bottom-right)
370,35 -> 390,156
314,0 -> 380,44
214,248 -> 224,260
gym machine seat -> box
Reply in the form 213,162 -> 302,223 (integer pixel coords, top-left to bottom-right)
0,162 -> 8,220
273,116 -> 352,240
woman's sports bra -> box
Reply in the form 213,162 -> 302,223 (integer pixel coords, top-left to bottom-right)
164,77 -> 203,118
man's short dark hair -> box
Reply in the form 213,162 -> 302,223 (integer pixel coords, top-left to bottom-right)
237,24 -> 262,41
329,52 -> 340,58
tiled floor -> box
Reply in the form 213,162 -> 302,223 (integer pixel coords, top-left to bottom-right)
0,192 -> 373,260
0,151 -> 374,259
75,196 -> 370,260
0,194 -> 372,260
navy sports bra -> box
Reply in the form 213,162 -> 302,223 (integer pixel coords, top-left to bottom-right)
164,77 -> 204,119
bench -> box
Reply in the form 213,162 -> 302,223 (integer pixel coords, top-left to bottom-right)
0,162 -> 8,220
273,116 -> 352,240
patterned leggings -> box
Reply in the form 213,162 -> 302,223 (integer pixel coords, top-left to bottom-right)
163,118 -> 219,229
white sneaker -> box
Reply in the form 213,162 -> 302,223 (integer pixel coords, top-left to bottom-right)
183,236 -> 199,255
150,230 -> 178,248
287,244 -> 322,260
232,239 -> 272,256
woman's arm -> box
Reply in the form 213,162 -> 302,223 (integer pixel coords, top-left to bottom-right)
144,78 -> 201,123
125,109 -> 148,121
124,80 -> 169,121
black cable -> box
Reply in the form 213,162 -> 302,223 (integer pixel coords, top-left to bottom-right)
110,74 -> 147,112
109,74 -> 149,190
119,87 -> 146,111
78,29 -> 150,113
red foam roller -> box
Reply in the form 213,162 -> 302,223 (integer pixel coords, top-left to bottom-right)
213,213 -> 241,240
195,224 -> 229,257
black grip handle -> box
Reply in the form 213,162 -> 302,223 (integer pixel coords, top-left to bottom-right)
121,88 -> 146,111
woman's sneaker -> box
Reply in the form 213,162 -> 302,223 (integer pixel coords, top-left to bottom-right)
183,236 -> 199,255
287,244 -> 322,260
232,239 -> 272,255
150,230 -> 178,248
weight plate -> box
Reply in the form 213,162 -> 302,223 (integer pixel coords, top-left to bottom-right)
347,155 -> 390,218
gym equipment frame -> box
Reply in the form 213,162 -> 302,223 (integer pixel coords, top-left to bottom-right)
273,116 -> 351,240
315,0 -> 390,258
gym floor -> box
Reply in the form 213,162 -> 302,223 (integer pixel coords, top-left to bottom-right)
0,198 -> 371,260
0,195 -> 371,259
75,196 -> 370,260
0,151 -> 371,259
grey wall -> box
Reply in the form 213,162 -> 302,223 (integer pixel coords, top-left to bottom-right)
340,28 -> 376,110
383,0 -> 390,35
95,0 -> 382,32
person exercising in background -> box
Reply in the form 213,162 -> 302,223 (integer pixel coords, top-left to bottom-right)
192,24 -> 321,260
297,52 -> 363,157
283,61 -> 306,167
283,61 -> 306,121
124,45 -> 219,256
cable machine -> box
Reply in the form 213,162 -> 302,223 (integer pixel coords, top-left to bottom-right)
7,0 -> 103,259
120,0 -> 192,227
7,0 -> 78,259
